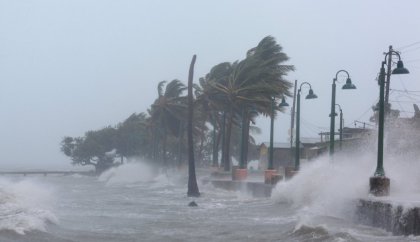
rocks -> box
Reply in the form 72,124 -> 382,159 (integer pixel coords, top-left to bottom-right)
188,201 -> 198,207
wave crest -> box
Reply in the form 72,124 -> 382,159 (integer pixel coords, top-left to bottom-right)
0,178 -> 57,234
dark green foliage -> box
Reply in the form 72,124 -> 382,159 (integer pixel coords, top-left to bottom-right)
61,126 -> 118,174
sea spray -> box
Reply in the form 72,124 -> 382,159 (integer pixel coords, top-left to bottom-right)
272,152 -> 376,220
0,177 -> 57,234
98,162 -> 155,186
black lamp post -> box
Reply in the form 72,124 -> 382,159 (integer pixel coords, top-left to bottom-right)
335,104 -> 343,150
329,70 -> 356,156
295,82 -> 317,171
268,97 -> 289,170
370,49 -> 409,196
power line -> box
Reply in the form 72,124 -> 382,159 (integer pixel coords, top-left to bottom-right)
398,41 -> 420,51
401,45 -> 420,54
405,58 -> 420,63
389,100 -> 420,103
390,89 -> 420,93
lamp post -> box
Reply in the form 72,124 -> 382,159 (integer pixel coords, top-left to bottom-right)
335,104 -> 343,150
295,82 -> 318,171
370,49 -> 409,196
264,96 -> 289,184
329,70 -> 356,156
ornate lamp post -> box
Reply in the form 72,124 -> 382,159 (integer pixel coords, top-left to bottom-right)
294,82 -> 318,171
370,49 -> 409,196
264,97 -> 289,184
329,70 -> 356,156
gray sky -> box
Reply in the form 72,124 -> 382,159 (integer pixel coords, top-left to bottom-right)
1,0 -> 419,170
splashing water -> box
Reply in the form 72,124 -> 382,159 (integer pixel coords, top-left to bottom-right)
272,135 -> 420,230
98,162 -> 156,186
0,178 -> 57,234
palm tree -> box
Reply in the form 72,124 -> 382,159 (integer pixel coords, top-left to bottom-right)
187,55 -> 200,197
204,36 -> 294,171
149,79 -> 187,168
115,112 -> 149,162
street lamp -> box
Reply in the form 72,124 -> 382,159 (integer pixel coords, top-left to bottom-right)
295,82 -> 318,171
336,104 -> 343,150
268,97 -> 289,169
384,45 -> 410,106
370,49 -> 409,196
265,96 -> 289,184
329,70 -> 356,156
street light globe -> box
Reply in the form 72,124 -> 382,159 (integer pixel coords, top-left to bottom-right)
279,97 -> 289,107
306,89 -> 318,99
392,60 -> 410,74
342,78 -> 356,89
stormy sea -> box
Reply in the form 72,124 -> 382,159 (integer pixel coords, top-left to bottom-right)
1,156 -> 420,242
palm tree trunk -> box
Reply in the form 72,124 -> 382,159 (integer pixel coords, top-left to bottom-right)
162,127 -> 167,170
187,55 -> 200,197
221,111 -> 226,169
212,116 -> 218,167
223,105 -> 233,171
243,118 -> 250,168
178,122 -> 184,168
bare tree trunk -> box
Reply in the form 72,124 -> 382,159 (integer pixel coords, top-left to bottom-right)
187,55 -> 200,197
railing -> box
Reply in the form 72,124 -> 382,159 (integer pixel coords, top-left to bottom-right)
0,171 -> 93,176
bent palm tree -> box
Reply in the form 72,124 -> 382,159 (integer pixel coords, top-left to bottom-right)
149,79 -> 187,167
204,36 -> 294,171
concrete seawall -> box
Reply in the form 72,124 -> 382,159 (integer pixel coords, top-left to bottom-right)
356,199 -> 420,236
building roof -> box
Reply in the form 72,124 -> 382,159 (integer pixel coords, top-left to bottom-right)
300,137 -> 322,144
260,137 -> 323,149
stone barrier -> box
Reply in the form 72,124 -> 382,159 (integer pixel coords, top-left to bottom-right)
356,199 -> 420,236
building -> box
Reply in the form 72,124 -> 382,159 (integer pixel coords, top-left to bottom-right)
258,138 -> 328,170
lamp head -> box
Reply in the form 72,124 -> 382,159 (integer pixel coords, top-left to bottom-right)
306,89 -> 318,99
342,77 -> 356,89
279,97 -> 289,107
392,60 -> 410,74
249,107 -> 259,116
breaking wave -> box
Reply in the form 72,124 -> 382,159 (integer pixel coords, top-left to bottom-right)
0,178 -> 57,234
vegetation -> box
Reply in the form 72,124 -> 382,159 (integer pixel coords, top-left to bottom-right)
60,36 -> 294,175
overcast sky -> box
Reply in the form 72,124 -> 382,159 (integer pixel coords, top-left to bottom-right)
1,0 -> 420,170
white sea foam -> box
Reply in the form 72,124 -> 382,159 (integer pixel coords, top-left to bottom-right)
0,178 -> 57,234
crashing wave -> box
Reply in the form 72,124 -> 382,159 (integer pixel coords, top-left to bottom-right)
0,178 -> 57,234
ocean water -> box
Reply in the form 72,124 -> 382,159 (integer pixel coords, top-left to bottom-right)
0,159 -> 419,242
